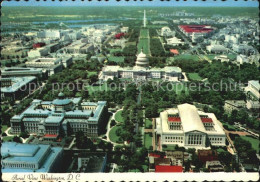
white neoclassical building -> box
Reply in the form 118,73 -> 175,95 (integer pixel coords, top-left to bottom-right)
156,104 -> 226,149
99,50 -> 182,81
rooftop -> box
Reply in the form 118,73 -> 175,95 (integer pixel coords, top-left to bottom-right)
1,76 -> 36,93
160,104 -> 225,135
178,104 -> 206,133
179,25 -> 214,33
249,80 -> 260,90
155,165 -> 183,172
2,142 -> 62,173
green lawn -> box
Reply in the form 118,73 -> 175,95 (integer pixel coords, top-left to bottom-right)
145,119 -> 153,129
125,41 -> 136,46
222,122 -> 238,131
109,48 -> 122,54
2,136 -> 14,142
108,125 -> 123,143
108,56 -> 125,63
115,110 -> 124,123
172,83 -> 189,95
162,144 -> 176,151
216,148 -> 226,153
144,133 -> 152,150
137,38 -> 150,55
174,54 -> 200,61
88,71 -> 97,77
227,54 -> 237,60
240,136 -> 259,153
188,73 -> 203,81
86,84 -> 109,94
1,125 -> 8,133
140,29 -> 149,38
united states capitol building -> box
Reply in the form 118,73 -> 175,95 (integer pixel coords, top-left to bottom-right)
99,50 -> 182,81
156,104 -> 226,149
10,93 -> 108,139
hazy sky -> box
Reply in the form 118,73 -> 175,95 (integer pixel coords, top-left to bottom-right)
2,0 -> 259,7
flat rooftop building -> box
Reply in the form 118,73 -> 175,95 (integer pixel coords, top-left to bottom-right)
1,142 -> 63,173
1,67 -> 44,79
25,57 -> 64,76
1,76 -> 37,101
76,152 -> 107,173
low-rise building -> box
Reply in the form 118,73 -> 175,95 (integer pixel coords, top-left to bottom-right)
198,149 -> 218,163
64,41 -> 94,54
166,37 -> 185,46
232,44 -> 255,55
205,160 -> 224,172
224,100 -> 246,113
236,54 -> 249,64
165,151 -> 190,166
206,45 -> 228,53
1,76 -> 37,101
161,27 -> 175,37
214,55 -> 230,62
245,80 -> 259,101
10,93 -> 108,137
28,47 -> 49,58
1,67 -> 44,80
156,104 -> 226,149
25,57 -> 64,76
76,152 -> 107,173
1,142 -> 63,173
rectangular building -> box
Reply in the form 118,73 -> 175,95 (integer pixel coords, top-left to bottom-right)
1,76 -> 37,101
156,104 -> 226,149
1,67 -> 44,80
10,93 -> 108,137
1,142 -> 63,173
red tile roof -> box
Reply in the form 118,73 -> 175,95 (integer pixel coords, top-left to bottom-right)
44,134 -> 58,138
149,153 -> 161,158
179,25 -> 213,33
155,165 -> 183,172
170,49 -> 179,55
201,118 -> 213,123
168,117 -> 181,122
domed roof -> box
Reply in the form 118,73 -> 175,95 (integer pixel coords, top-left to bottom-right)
58,92 -> 65,97
137,50 -> 147,59
53,98 -> 72,106
53,92 -> 72,106
136,49 -> 149,67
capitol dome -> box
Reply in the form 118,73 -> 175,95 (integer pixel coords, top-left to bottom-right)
136,49 -> 149,67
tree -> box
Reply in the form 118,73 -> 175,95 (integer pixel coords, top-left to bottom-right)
88,74 -> 98,84
19,131 -> 29,139
110,120 -> 116,127
13,136 -> 22,143
145,104 -> 158,118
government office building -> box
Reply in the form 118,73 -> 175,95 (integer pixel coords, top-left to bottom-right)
99,50 -> 182,81
156,104 -> 226,149
1,142 -> 63,173
10,93 -> 108,139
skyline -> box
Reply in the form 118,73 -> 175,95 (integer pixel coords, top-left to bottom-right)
2,0 -> 259,7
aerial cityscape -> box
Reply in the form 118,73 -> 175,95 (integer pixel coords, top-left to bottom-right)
0,0 -> 259,180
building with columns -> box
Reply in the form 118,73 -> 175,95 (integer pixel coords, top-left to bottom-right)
156,104 -> 226,149
99,50 -> 182,81
10,93 -> 108,139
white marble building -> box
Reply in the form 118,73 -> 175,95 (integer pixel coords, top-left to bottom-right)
156,104 -> 226,149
